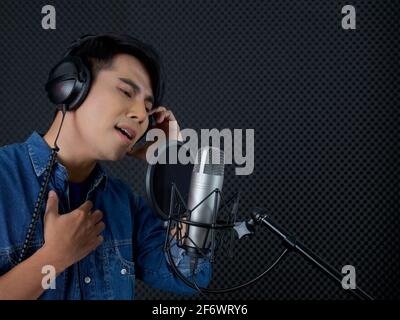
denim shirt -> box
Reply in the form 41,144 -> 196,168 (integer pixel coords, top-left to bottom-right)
0,132 -> 211,299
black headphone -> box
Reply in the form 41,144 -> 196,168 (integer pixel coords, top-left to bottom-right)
45,34 -> 96,111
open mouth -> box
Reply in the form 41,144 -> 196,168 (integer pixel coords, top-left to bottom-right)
114,125 -> 134,142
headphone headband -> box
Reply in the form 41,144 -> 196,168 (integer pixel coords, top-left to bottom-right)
62,34 -> 99,58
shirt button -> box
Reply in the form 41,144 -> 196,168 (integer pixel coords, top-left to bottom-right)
120,268 -> 127,275
84,276 -> 91,284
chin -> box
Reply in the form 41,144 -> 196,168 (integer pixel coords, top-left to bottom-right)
98,148 -> 125,161
109,152 -> 125,161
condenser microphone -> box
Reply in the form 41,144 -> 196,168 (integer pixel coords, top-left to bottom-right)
183,146 -> 225,258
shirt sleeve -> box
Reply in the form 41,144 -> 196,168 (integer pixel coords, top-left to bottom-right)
132,193 -> 212,295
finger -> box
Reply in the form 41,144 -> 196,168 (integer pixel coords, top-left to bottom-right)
156,110 -> 174,124
89,235 -> 104,252
95,235 -> 104,247
44,190 -> 59,221
149,106 -> 167,115
163,110 -> 176,122
152,109 -> 167,123
93,221 -> 106,235
166,110 -> 176,121
78,200 -> 93,213
90,210 -> 103,223
156,112 -> 166,123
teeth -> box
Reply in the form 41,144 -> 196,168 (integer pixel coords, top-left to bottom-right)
121,128 -> 132,139
116,127 -> 132,139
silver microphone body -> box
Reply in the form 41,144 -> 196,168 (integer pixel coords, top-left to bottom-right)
184,147 -> 224,257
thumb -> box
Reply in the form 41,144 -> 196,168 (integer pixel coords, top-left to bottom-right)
44,190 -> 59,223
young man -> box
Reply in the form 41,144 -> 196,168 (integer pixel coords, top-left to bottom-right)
0,33 -> 211,299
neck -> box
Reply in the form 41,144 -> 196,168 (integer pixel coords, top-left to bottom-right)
43,111 -> 96,183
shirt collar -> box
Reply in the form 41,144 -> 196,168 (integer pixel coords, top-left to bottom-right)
25,131 -> 108,191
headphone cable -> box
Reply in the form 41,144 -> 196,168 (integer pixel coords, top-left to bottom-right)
17,105 -> 66,263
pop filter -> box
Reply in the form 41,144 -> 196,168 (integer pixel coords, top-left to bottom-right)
145,140 -> 194,220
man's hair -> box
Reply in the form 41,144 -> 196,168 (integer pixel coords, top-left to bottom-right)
52,32 -> 164,119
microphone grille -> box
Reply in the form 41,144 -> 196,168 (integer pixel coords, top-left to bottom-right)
194,147 -> 224,176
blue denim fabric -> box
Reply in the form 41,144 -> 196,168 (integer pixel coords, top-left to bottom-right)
0,132 -> 211,299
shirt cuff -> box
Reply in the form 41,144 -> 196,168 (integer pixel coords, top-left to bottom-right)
165,238 -> 210,276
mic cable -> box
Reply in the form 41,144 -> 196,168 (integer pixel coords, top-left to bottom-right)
165,239 -> 288,295
17,105 -> 67,264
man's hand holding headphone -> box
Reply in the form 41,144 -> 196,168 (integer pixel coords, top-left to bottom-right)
127,105 -> 183,161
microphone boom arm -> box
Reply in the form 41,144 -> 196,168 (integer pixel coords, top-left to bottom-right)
251,207 -> 374,300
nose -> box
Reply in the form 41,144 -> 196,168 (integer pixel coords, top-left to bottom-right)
126,98 -> 148,124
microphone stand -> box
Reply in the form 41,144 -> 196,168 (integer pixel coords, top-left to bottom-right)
251,208 -> 374,300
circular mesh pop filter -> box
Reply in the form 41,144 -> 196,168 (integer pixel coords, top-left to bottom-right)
146,141 -> 194,220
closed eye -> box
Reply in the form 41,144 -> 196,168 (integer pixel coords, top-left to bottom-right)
119,88 -> 132,98
119,87 -> 152,113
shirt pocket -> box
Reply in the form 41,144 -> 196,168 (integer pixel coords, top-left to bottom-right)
103,241 -> 136,300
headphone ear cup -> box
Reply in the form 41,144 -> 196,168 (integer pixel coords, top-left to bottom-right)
67,62 -> 91,111
45,56 -> 91,111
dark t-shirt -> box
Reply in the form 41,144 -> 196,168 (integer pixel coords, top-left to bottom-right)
68,178 -> 92,210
